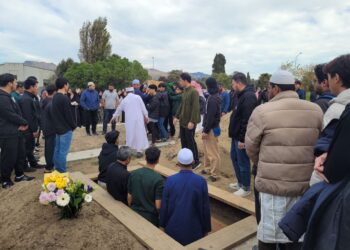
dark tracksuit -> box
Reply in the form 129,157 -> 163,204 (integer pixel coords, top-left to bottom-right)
17,91 -> 41,168
146,95 -> 160,144
42,97 -> 55,170
0,89 -> 28,182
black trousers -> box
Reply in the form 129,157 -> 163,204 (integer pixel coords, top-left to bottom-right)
252,165 -> 261,224
0,137 -> 24,182
25,133 -> 37,167
258,241 -> 302,250
84,110 -> 98,134
180,126 -> 199,164
164,114 -> 175,137
15,136 -> 26,176
149,122 -> 159,144
45,134 -> 55,170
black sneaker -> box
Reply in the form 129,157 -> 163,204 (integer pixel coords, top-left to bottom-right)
32,164 -> 46,169
192,162 -> 201,170
15,175 -> 35,182
208,176 -> 217,182
201,170 -> 208,175
2,181 -> 14,189
136,152 -> 144,158
23,167 -> 37,172
93,132 -> 99,136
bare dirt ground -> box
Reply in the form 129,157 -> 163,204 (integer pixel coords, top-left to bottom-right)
0,113 -> 256,249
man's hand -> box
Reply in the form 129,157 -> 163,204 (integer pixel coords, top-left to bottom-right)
33,132 -> 39,138
202,133 -> 208,140
314,153 -> 327,173
173,117 -> 178,124
187,122 -> 194,130
238,141 -> 245,150
144,116 -> 149,124
18,125 -> 28,131
221,112 -> 226,117
110,116 -> 117,124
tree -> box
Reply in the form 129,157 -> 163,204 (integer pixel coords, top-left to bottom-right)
212,53 -> 226,74
212,73 -> 231,89
280,61 -> 315,90
79,17 -> 112,63
247,72 -> 251,84
256,73 -> 271,89
64,56 -> 149,89
56,58 -> 75,77
168,70 -> 183,83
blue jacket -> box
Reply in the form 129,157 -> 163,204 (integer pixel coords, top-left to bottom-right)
159,170 -> 211,245
279,178 -> 350,250
296,89 -> 306,100
80,89 -> 100,111
313,119 -> 337,156
220,91 -> 230,113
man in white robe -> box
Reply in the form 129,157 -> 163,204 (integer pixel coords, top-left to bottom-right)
111,87 -> 149,157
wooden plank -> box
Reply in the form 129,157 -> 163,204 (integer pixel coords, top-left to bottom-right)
138,161 -> 255,215
70,171 -> 185,250
186,216 -> 257,250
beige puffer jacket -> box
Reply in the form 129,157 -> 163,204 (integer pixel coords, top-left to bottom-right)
245,91 -> 323,197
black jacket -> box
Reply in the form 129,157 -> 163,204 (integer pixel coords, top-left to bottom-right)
98,143 -> 119,183
51,93 -> 77,135
0,89 -> 27,138
42,98 -> 56,137
158,91 -> 170,117
324,104 -> 350,183
106,161 -> 130,205
202,93 -> 221,134
18,91 -> 40,133
147,95 -> 160,120
228,85 -> 257,141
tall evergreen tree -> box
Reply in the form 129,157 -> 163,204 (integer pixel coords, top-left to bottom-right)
212,53 -> 226,74
79,17 -> 112,63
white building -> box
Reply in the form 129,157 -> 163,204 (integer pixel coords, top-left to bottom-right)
0,61 -> 56,87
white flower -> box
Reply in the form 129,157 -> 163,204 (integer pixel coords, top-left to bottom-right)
84,194 -> 92,203
56,193 -> 70,207
47,182 -> 56,192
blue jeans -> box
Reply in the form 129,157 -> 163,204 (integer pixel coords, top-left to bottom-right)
158,117 -> 168,139
53,131 -> 73,173
230,139 -> 251,191
103,109 -> 116,133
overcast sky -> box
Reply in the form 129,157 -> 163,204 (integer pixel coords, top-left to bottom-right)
1,0 -> 349,78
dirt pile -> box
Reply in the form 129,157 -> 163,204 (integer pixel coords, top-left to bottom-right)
0,180 -> 145,250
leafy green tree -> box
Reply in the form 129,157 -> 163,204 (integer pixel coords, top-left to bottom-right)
64,56 -> 149,90
256,73 -> 271,89
79,17 -> 112,63
212,53 -> 226,74
212,72 -> 231,89
168,70 -> 183,83
56,58 -> 75,77
280,61 -> 315,90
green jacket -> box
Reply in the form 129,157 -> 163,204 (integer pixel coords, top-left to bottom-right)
176,87 -> 200,127
170,93 -> 182,116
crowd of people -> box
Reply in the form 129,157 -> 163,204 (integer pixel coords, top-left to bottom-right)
1,52 -> 350,249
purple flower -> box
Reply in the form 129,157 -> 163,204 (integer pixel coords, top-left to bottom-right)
47,192 -> 57,202
56,189 -> 65,197
39,192 -> 49,205
87,185 -> 93,193
47,182 -> 56,192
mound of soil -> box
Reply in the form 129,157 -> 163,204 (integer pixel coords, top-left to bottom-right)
0,180 -> 145,250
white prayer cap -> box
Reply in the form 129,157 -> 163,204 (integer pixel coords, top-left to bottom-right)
177,148 -> 194,165
126,87 -> 134,92
87,81 -> 94,87
132,79 -> 140,85
270,70 -> 295,85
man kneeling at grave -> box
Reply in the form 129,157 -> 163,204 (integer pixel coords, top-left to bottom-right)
127,146 -> 164,226
160,148 -> 212,245
106,146 -> 132,205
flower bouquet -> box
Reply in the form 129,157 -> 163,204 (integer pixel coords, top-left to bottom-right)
39,171 -> 94,219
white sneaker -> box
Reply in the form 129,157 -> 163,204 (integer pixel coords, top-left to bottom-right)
229,183 -> 240,190
234,188 -> 251,197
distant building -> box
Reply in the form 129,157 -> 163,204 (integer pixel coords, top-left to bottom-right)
0,61 -> 56,87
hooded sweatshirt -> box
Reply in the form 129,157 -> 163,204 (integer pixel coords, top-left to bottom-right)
98,143 -> 119,183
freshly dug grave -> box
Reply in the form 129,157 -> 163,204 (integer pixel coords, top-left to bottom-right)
0,180 -> 145,250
